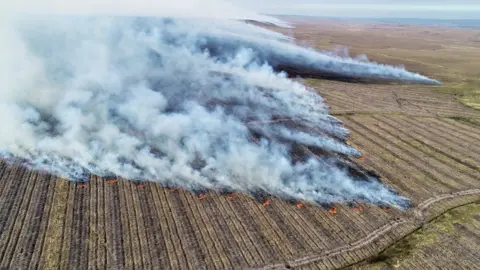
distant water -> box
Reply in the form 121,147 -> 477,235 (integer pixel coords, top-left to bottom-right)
276,15 -> 480,30
357,18 -> 480,30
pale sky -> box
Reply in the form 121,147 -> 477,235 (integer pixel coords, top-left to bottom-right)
3,0 -> 480,20
230,0 -> 480,19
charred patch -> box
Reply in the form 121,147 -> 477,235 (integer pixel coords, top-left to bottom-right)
251,189 -> 271,204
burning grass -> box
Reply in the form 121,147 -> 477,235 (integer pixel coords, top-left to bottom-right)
2,12 -> 443,210
275,18 -> 480,111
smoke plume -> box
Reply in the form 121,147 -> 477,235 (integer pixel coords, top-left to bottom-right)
0,0 -> 439,209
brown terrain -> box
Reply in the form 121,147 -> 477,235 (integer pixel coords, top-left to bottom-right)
1,19 -> 479,269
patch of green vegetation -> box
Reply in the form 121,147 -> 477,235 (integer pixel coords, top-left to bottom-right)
364,202 -> 480,269
446,116 -> 480,126
439,80 -> 480,110
304,78 -> 322,87
382,153 -> 397,163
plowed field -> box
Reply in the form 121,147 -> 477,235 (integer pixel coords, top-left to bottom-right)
1,18 -> 479,269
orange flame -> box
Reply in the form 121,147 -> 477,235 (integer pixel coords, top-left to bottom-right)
198,193 -> 207,200
352,206 -> 364,212
296,203 -> 304,209
263,199 -> 271,206
106,179 -> 118,184
77,183 -> 86,189
225,194 -> 234,199
136,184 -> 145,188
328,207 -> 337,214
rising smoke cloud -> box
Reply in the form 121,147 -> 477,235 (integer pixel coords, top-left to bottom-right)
0,0 -> 438,209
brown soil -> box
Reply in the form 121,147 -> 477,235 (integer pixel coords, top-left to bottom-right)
1,18 -> 480,269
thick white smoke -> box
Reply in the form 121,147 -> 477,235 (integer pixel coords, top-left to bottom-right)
0,0 -> 429,209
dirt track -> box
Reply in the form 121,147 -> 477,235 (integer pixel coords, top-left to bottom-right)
0,161 -> 478,269
1,20 -> 480,269
252,189 -> 480,270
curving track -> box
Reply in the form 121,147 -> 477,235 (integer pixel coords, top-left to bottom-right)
252,189 -> 480,270
1,19 -> 480,270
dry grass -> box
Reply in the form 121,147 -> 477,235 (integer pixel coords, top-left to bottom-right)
0,19 -> 479,270
357,203 -> 480,270
272,18 -> 480,110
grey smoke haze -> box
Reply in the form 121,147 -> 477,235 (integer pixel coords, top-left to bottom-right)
0,0 -> 437,208
232,0 -> 480,19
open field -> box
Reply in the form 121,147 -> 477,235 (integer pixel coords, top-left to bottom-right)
275,17 -> 480,110
0,165 -> 478,269
355,203 -> 480,270
0,19 -> 479,269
